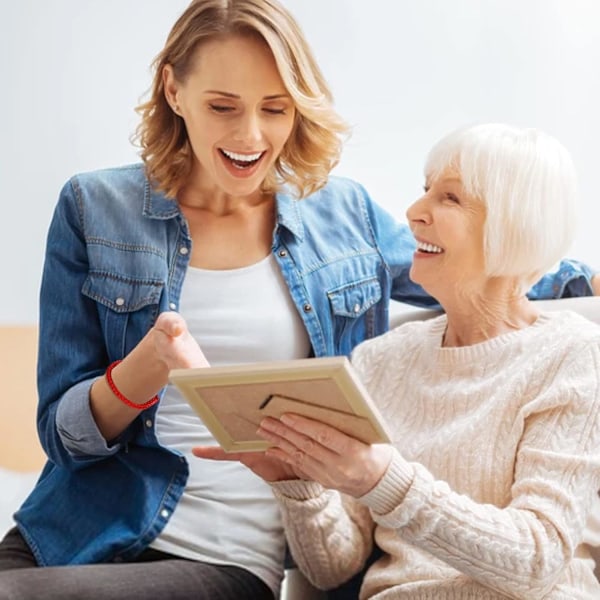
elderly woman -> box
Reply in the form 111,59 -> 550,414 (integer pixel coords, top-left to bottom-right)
198,123 -> 600,598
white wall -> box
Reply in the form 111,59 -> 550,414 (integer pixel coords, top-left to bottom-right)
1,0 -> 598,324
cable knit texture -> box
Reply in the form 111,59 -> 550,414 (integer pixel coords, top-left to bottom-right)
272,310 -> 600,599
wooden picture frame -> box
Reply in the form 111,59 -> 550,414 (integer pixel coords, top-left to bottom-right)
169,356 -> 391,453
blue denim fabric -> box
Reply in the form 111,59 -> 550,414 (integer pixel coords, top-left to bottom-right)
14,164 -> 596,568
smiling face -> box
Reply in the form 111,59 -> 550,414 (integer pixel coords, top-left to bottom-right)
163,33 -> 296,200
406,170 -> 487,300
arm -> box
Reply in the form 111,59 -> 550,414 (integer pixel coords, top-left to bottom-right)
89,312 -> 208,441
38,180 -> 207,469
527,259 -> 599,299
272,482 -> 375,590
37,180 -> 118,468
192,443 -> 376,589
360,343 -> 600,599
259,341 -> 600,599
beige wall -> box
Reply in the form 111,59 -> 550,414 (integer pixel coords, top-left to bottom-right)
0,326 -> 45,472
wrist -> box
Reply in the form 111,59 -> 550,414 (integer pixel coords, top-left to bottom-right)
105,360 -> 160,410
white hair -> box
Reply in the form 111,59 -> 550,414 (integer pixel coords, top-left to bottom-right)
424,123 -> 578,291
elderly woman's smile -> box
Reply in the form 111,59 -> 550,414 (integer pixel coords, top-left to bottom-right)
406,171 -> 486,304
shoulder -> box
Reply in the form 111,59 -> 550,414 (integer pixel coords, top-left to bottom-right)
57,163 -> 170,223
350,318 -> 443,404
352,317 -> 443,367
66,163 -> 148,199
538,310 -> 600,349
53,164 -> 175,241
314,175 -> 369,198
294,175 -> 371,207
536,311 -> 600,382
290,176 -> 401,236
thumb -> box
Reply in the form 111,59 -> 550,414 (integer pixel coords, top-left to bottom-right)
155,311 -> 186,338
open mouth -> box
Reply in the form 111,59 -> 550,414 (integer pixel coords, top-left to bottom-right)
219,148 -> 266,170
417,241 -> 444,254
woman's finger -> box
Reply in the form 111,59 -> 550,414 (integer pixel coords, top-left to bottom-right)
261,413 -> 359,457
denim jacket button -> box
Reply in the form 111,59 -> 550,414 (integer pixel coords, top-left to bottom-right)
145,419 -> 152,428
160,509 -> 170,519
115,297 -> 125,307
353,303 -> 361,314
278,249 -> 288,258
303,303 -> 312,312
179,247 -> 189,255
169,302 -> 177,310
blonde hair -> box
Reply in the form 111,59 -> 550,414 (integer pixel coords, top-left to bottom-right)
134,0 -> 348,199
425,123 -> 578,291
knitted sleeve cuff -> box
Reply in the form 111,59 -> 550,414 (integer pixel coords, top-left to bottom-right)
359,449 -> 414,515
271,479 -> 326,501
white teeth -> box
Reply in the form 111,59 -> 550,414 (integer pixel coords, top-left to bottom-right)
417,241 -> 443,253
221,149 -> 263,162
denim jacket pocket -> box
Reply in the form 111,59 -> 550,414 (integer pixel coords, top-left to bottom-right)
328,277 -> 382,318
83,272 -> 163,312
327,278 -> 382,354
82,272 -> 164,356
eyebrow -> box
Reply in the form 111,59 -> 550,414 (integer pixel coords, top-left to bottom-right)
424,176 -> 463,188
203,90 -> 290,100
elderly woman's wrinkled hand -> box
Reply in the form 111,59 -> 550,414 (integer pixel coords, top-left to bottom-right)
192,445 -> 304,483
257,413 -> 393,498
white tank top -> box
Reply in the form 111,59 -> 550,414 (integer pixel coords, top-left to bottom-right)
150,254 -> 311,595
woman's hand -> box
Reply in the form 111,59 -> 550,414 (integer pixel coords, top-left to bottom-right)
152,311 -> 209,370
192,445 -> 305,482
256,414 -> 393,498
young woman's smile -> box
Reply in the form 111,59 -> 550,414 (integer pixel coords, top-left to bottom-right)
163,33 -> 296,201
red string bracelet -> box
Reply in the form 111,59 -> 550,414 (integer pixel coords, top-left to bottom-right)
105,360 -> 159,410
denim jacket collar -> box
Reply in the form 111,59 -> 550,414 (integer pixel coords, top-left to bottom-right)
143,181 -> 180,220
275,190 -> 304,241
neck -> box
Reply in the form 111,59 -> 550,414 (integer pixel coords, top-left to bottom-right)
438,279 -> 540,347
178,173 -> 270,216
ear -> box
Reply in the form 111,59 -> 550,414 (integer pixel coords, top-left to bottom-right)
163,64 -> 181,114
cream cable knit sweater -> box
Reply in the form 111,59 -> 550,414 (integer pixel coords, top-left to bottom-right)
273,311 -> 600,599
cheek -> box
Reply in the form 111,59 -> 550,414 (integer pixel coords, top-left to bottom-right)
273,115 -> 296,148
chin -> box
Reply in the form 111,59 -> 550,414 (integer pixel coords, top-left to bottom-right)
410,271 -> 439,298
220,177 -> 264,197
408,267 -> 425,287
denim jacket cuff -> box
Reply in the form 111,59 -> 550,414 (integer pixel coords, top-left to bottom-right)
56,377 -> 120,457
529,260 -> 598,300
552,261 -> 597,298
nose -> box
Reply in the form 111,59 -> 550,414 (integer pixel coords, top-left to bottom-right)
233,112 -> 263,146
406,193 -> 431,225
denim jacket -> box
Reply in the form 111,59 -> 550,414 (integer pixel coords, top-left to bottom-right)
15,164 -> 596,567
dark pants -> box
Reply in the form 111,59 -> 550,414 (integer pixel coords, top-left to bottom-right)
326,544 -> 383,600
0,527 -> 274,600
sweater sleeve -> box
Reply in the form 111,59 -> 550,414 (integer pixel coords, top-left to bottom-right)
271,479 -> 375,589
358,340 -> 600,600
